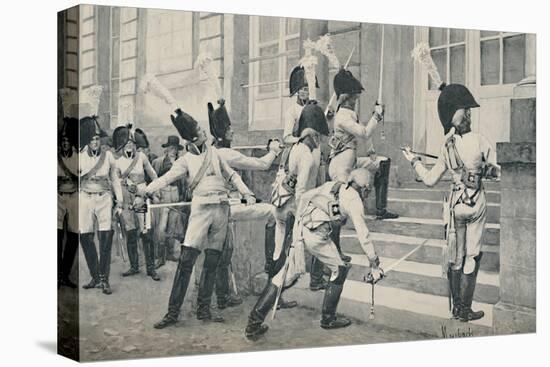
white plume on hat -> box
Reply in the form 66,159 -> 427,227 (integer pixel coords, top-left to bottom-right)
60,88 -> 79,118
79,85 -> 103,118
139,73 -> 178,111
300,39 -> 318,100
195,52 -> 222,100
411,42 -> 443,88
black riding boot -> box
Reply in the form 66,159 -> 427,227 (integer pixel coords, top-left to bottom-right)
142,232 -> 160,281
448,269 -> 462,319
59,231 -> 78,288
264,223 -> 276,274
375,159 -> 399,220
321,264 -> 352,329
98,230 -> 114,295
329,224 -> 351,262
245,281 -> 279,339
154,246 -> 201,329
309,256 -> 328,291
459,253 -> 485,322
197,249 -> 224,321
216,242 -> 242,309
122,229 -> 140,277
80,232 -> 100,289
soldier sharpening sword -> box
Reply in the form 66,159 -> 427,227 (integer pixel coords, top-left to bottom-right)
113,123 -> 161,281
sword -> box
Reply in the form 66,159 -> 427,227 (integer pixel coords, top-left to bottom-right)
270,214 -> 295,321
363,240 -> 428,319
377,24 -> 386,141
114,212 -> 128,263
399,146 -> 438,160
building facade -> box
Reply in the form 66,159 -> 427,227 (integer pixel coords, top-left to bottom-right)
58,4 -> 535,183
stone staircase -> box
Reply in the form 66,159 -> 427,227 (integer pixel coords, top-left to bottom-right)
286,180 -> 501,337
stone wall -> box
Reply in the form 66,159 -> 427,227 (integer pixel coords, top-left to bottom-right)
492,90 -> 536,334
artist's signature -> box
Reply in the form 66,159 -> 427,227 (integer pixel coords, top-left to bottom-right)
440,325 -> 474,338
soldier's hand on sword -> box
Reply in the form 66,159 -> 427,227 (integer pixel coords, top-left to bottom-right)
244,194 -> 256,206
365,267 -> 385,284
401,146 -> 417,162
374,103 -> 385,121
132,195 -> 147,211
114,202 -> 123,217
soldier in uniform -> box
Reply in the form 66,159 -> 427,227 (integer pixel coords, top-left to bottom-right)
402,83 -> 500,322
207,99 -> 283,309
78,87 -> 124,295
282,66 -> 319,145
151,136 -> 187,267
57,89 -> 79,288
135,108 -> 256,328
328,68 -> 398,220
112,124 -> 160,281
282,65 -> 332,291
295,167 -> 384,329
245,100 -> 330,339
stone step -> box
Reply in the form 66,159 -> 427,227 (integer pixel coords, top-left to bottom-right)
346,216 -> 500,246
385,198 -> 500,223
285,274 -> 495,337
397,179 -> 500,192
340,231 -> 500,272
388,187 -> 501,203
344,254 -> 499,305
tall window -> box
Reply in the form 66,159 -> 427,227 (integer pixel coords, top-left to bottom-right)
428,27 -> 466,89
249,16 -> 300,130
146,10 -> 194,75
480,31 -> 526,85
110,7 -> 121,125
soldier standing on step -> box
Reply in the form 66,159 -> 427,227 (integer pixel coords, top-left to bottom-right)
328,68 -> 399,221
113,124 -> 161,281
295,167 -> 384,329
402,83 -> 500,322
207,99 -> 283,310
135,108 -> 256,329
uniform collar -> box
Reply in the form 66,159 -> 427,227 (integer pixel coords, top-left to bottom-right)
299,135 -> 318,152
86,146 -> 102,157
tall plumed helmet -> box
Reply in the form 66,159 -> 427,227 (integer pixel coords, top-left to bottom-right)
333,68 -> 364,98
296,100 -> 329,137
289,66 -> 319,96
207,101 -> 231,142
437,83 -> 480,134
170,108 -> 200,142
112,124 -> 149,152
79,116 -> 107,150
